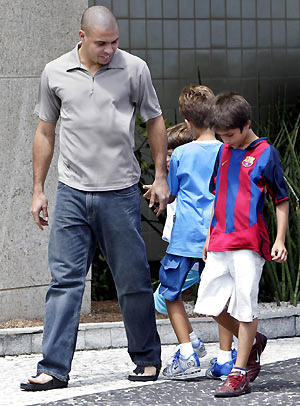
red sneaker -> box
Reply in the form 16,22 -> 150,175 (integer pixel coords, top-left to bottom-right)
214,371 -> 251,397
246,332 -> 268,382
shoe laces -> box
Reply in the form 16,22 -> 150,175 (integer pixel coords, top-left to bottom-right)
172,350 -> 180,365
171,350 -> 187,373
227,372 -> 245,387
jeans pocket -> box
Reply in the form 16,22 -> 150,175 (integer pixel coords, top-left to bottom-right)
57,181 -> 68,192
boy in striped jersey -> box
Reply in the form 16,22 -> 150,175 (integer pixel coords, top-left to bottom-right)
195,92 -> 289,397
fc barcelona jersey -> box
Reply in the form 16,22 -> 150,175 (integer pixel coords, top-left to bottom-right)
209,138 -> 288,260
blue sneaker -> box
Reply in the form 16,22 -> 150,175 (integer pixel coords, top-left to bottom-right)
210,348 -> 237,365
166,339 -> 206,366
206,359 -> 234,380
163,351 -> 202,379
193,338 -> 207,359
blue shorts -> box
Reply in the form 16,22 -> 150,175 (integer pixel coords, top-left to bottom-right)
158,254 -> 205,302
154,266 -> 201,315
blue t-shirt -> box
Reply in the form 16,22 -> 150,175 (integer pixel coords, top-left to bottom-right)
167,140 -> 222,257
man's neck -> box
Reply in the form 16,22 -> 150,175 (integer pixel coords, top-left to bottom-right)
78,47 -> 103,75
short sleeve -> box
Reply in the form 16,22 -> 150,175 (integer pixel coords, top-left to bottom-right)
262,146 -> 289,205
138,64 -> 162,122
209,148 -> 221,195
34,67 -> 61,122
167,154 -> 179,197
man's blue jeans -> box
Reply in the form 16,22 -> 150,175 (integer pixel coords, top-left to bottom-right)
37,182 -> 161,381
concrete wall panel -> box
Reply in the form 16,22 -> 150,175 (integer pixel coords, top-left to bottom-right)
0,0 -> 90,321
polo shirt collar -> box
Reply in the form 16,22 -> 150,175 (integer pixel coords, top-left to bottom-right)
66,43 -> 125,71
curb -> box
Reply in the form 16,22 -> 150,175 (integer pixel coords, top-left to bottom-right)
1,311 -> 300,357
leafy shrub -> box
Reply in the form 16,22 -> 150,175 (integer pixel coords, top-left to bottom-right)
257,96 -> 300,304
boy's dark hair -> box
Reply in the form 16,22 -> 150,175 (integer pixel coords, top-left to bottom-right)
167,122 -> 194,150
178,85 -> 215,129
208,92 -> 252,132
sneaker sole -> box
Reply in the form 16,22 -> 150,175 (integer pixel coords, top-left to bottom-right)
162,367 -> 202,380
206,370 -> 228,381
215,387 -> 251,398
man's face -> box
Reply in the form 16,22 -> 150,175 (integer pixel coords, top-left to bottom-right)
79,25 -> 119,66
217,124 -> 249,149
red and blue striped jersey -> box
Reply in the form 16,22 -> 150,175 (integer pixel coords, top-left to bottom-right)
209,138 -> 288,260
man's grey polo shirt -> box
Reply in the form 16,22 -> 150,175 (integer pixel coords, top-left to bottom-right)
35,44 -> 162,191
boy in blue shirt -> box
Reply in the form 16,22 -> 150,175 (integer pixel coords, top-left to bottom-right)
149,122 -> 207,362
159,86 -> 222,378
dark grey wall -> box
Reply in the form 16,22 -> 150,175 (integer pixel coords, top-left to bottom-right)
89,0 -> 300,124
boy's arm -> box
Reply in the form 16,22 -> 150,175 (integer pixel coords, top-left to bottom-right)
202,205 -> 214,262
202,151 -> 220,261
271,200 -> 289,263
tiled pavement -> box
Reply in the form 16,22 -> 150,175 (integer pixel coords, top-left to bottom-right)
2,337 -> 300,406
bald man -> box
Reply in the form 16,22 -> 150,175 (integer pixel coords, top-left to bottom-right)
21,6 -> 169,391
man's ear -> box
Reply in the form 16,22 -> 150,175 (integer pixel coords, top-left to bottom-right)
185,119 -> 193,130
79,30 -> 85,41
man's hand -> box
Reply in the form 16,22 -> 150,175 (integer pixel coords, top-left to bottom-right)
146,116 -> 169,215
31,191 -> 49,230
148,177 -> 169,216
271,240 -> 288,263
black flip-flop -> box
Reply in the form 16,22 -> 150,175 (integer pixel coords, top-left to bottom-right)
20,375 -> 68,391
128,365 -> 160,382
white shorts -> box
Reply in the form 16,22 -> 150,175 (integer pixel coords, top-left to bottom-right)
194,250 -> 265,322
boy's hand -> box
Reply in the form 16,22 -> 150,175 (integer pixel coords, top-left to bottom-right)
202,237 -> 210,262
271,240 -> 288,263
143,184 -> 152,200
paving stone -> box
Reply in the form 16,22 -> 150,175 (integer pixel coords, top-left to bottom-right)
2,338 -> 300,406
29,358 -> 300,406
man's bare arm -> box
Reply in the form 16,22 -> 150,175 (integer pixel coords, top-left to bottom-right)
146,115 -> 169,216
31,120 -> 56,230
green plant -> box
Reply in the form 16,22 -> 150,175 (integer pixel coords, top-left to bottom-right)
91,248 -> 117,301
257,96 -> 300,305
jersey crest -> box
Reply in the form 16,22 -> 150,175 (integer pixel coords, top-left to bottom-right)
242,156 -> 256,167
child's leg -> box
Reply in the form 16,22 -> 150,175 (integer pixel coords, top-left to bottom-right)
235,319 -> 257,368
159,254 -> 198,346
163,295 -> 202,378
166,297 -> 190,344
215,312 -> 258,367
213,308 -> 239,337
218,324 -> 233,351
160,255 -> 204,377
206,322 -> 236,380
206,311 -> 237,376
